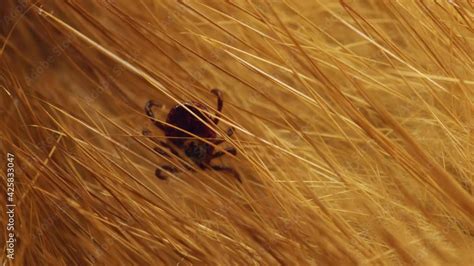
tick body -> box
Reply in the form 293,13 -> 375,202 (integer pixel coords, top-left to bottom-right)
144,89 -> 240,182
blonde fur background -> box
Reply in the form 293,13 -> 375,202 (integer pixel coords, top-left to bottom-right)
0,0 -> 473,265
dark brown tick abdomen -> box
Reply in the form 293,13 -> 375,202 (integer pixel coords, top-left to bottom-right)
165,102 -> 217,147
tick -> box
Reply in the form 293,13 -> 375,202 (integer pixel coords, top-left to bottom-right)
143,89 -> 240,182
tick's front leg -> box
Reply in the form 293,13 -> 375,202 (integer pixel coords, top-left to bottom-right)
145,100 -> 168,132
210,88 -> 223,125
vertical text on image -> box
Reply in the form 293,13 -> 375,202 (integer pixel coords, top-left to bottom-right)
6,152 -> 16,260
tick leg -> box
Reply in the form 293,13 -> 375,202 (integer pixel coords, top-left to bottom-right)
159,141 -> 181,158
211,165 -> 241,183
155,164 -> 195,180
153,147 -> 169,157
225,127 -> 234,137
157,142 -> 196,171
212,147 -> 237,159
143,129 -> 181,157
213,128 -> 234,145
210,89 -> 223,125
155,165 -> 179,180
145,100 -> 167,132
155,144 -> 195,171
